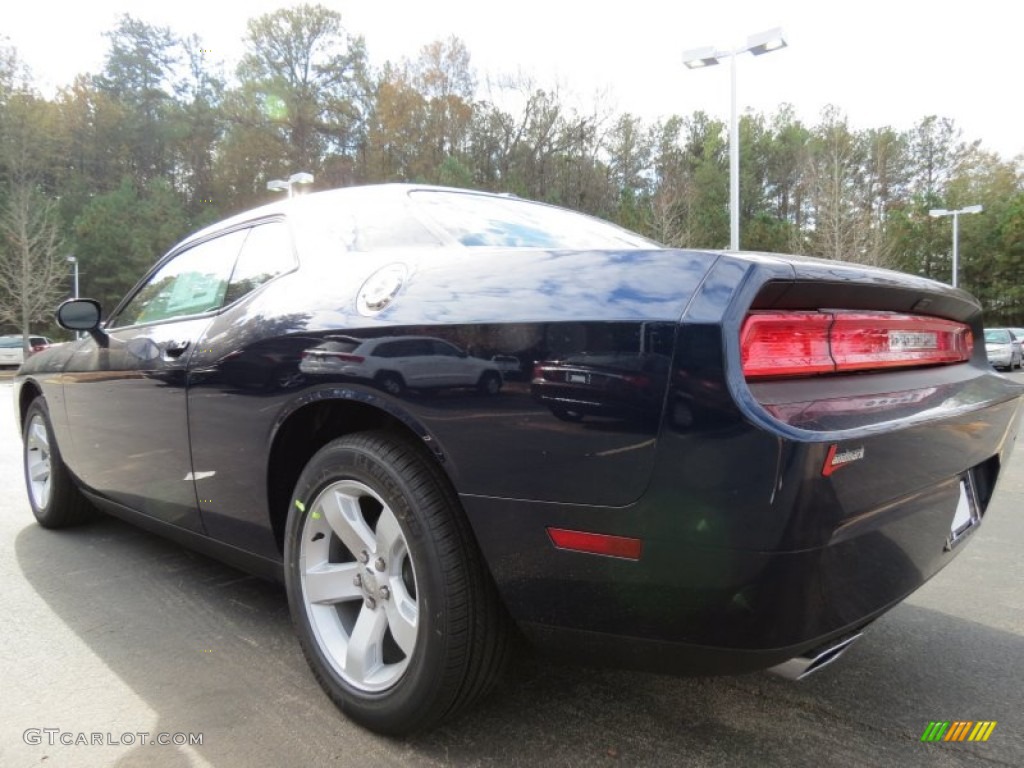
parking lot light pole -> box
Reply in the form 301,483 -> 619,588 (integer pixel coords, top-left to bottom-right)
66,255 -> 80,339
683,28 -> 787,252
267,172 -> 315,198
929,205 -> 983,288
66,255 -> 79,299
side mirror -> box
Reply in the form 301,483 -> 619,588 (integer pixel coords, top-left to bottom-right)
57,299 -> 108,346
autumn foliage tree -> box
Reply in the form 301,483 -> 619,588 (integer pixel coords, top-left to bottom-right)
2,5 -> 1024,337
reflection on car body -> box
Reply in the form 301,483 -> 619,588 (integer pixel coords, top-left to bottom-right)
299,335 -> 503,396
490,354 -> 522,379
531,321 -> 673,423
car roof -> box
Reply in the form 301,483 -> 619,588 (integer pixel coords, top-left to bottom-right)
178,184 -> 526,249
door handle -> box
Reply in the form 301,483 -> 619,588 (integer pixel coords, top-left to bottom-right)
163,340 -> 191,358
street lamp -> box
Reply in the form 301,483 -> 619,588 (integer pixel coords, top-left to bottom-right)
267,172 -> 314,198
66,255 -> 79,298
683,28 -> 788,251
929,205 -> 983,288
66,255 -> 80,339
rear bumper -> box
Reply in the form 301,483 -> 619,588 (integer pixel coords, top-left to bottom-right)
987,350 -> 1013,366
461,376 -> 1021,674
464,467 -> 992,670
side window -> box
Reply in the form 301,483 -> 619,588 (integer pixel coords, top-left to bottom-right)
223,222 -> 296,305
432,341 -> 462,357
112,231 -> 246,328
409,340 -> 435,357
374,342 -> 400,359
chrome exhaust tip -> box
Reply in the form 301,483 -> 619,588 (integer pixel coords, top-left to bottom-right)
768,632 -> 863,681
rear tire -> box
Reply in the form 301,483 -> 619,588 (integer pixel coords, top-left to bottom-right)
22,397 -> 95,528
284,431 -> 508,734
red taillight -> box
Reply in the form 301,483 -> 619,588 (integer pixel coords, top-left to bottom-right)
547,527 -> 643,560
740,312 -> 834,377
621,373 -> 652,388
741,311 -> 973,379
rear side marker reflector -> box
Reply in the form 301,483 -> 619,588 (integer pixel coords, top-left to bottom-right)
741,311 -> 973,379
547,527 -> 643,560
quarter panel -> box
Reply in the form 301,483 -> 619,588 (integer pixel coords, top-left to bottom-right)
184,247 -> 719,554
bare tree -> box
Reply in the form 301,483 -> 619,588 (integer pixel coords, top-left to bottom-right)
0,184 -> 68,352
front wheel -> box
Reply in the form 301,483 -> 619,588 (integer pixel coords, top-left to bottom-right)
284,431 -> 508,734
22,397 -> 95,528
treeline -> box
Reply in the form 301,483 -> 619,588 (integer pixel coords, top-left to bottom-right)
1,3 -> 1023,335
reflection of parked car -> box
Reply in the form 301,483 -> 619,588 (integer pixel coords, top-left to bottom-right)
300,335 -> 502,395
490,354 -> 522,379
532,353 -> 669,423
14,183 -> 1024,736
0,335 -> 50,367
984,328 -> 1021,370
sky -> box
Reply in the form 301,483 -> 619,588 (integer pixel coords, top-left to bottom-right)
5,0 -> 1023,160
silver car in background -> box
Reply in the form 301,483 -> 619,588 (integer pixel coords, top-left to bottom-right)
0,335 -> 51,368
984,328 -> 1022,370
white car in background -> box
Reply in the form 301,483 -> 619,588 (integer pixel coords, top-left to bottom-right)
0,335 -> 51,368
984,328 -> 1022,371
300,335 -> 503,395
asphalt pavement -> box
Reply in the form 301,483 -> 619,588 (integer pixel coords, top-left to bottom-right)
1,374 -> 1023,768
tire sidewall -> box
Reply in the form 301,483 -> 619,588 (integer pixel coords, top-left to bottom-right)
23,399 -> 59,523
284,437 -> 455,732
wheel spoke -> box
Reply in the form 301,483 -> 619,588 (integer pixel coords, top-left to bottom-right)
319,486 -> 376,558
304,561 -> 362,605
29,463 -> 50,483
345,604 -> 389,683
30,421 -> 48,450
384,589 -> 418,656
374,506 -> 402,557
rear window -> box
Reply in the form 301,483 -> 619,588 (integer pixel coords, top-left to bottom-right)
985,329 -> 1011,343
0,337 -> 22,348
410,190 -> 658,250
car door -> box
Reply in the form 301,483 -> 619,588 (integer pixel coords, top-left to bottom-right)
431,340 -> 475,386
60,229 -> 247,530
399,338 -> 442,387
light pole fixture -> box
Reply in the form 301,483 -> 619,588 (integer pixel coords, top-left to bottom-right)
66,255 -> 80,339
267,172 -> 315,198
929,205 -> 983,288
66,255 -> 79,299
683,27 -> 788,252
